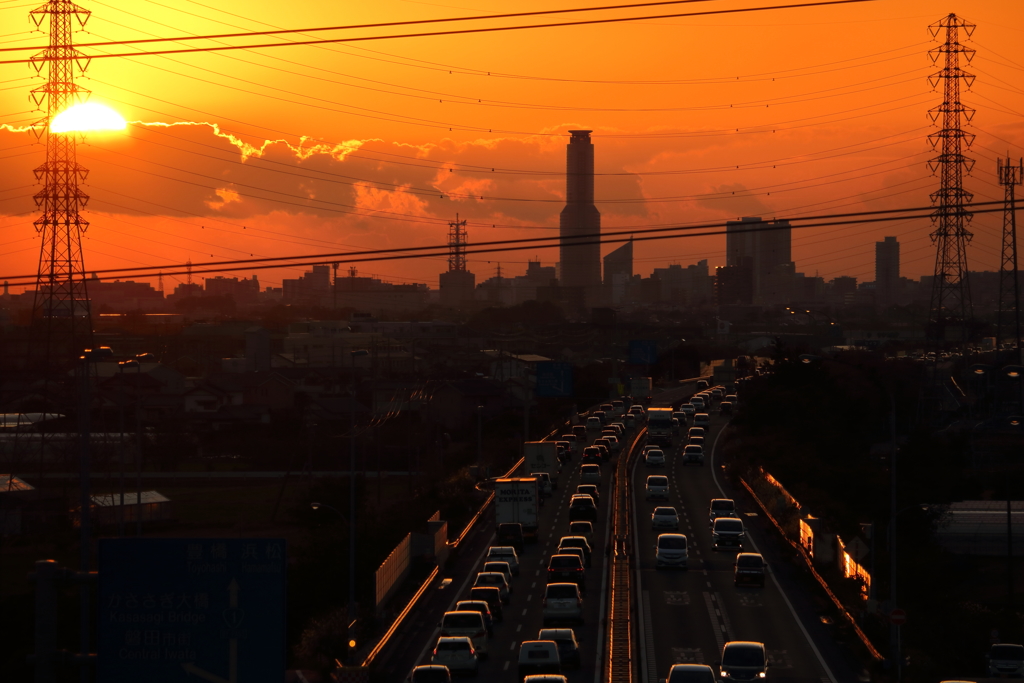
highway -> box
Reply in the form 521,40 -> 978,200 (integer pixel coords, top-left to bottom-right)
630,394 -> 838,683
389,418 -> 634,681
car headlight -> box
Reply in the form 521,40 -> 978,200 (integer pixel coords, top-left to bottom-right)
757,672 -> 767,678
720,671 -> 730,678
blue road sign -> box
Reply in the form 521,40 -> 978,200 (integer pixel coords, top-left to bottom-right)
629,340 -> 658,366
98,538 -> 286,683
535,361 -> 573,397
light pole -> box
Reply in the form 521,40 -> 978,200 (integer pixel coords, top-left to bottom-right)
77,345 -> 112,683
117,359 -> 139,537
311,498 -> 357,663
477,405 -> 484,475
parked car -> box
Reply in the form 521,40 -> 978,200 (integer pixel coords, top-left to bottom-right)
734,553 -> 767,587
718,641 -> 768,681
655,533 -> 689,569
542,583 -> 583,625
430,637 -> 479,676
518,640 -> 562,680
537,628 -> 581,669
651,506 -> 680,530
645,475 -> 670,501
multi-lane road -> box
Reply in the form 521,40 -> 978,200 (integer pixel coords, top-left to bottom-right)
387,383 -> 856,681
632,393 -> 839,683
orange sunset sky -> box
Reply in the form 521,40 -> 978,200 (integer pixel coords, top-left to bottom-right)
1,0 -> 1022,295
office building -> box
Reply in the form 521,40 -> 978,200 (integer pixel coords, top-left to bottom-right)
603,239 -> 633,304
726,217 -> 793,305
875,236 -> 900,306
559,130 -> 602,304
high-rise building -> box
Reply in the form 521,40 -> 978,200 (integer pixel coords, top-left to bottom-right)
559,130 -> 602,303
726,217 -> 793,305
603,239 -> 633,303
875,236 -> 900,306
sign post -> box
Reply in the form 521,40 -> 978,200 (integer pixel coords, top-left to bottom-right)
889,608 -> 907,625
97,538 -> 286,683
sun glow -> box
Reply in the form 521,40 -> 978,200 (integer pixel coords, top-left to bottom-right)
50,103 -> 126,133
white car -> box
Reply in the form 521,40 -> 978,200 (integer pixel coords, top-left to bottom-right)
645,475 -> 670,501
682,444 -> 704,465
439,610 -> 490,655
644,449 -> 666,467
693,413 -> 711,429
531,472 -> 554,495
473,572 -> 510,603
486,546 -> 520,576
542,582 -> 583,625
431,636 -> 479,675
651,506 -> 680,530
655,533 -> 689,569
580,464 -> 601,485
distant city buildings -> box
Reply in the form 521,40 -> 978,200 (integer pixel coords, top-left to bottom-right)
603,240 -> 633,304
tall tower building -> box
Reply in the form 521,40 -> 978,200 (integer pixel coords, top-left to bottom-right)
875,236 -> 900,306
559,130 -> 602,303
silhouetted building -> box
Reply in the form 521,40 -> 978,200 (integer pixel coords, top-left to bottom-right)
875,236 -> 900,306
439,270 -> 476,308
603,239 -> 633,304
726,216 -> 793,305
559,130 -> 602,306
653,260 -> 713,306
87,278 -> 163,312
205,275 -> 260,305
283,265 -> 332,305
715,264 -> 754,306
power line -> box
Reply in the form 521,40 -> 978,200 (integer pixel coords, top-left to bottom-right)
0,0 -> 876,65
0,201 -> 1013,284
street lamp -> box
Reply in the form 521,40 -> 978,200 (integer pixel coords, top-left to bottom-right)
311,499 -> 356,663
477,405 -> 484,475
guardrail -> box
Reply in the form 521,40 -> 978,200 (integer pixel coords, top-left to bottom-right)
739,477 -> 884,661
605,426 -> 644,683
361,421 -> 569,668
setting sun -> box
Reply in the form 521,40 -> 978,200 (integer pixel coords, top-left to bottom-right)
49,102 -> 126,133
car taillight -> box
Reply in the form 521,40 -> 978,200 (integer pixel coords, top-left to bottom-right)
542,598 -> 547,606
474,630 -> 485,638
432,648 -> 437,656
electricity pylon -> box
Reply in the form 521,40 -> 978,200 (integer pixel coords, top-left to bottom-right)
996,156 -> 1023,357
28,0 -> 94,374
926,13 -> 976,346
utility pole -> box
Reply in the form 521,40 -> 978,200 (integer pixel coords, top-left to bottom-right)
996,157 -> 1023,361
27,0 -> 94,378
448,214 -> 468,273
926,13 -> 976,350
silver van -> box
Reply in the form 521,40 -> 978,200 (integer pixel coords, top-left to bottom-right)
438,610 -> 489,655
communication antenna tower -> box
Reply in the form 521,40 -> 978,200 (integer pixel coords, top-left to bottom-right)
926,13 -> 976,345
448,214 -> 468,272
996,156 -> 1023,356
28,0 -> 94,371
186,259 -> 192,286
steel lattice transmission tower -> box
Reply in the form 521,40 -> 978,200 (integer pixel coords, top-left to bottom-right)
996,156 -> 1023,355
448,214 -> 468,272
28,0 -> 94,373
926,13 -> 976,345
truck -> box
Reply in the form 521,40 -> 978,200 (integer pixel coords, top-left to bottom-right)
646,407 -> 674,447
524,441 -> 559,487
630,376 -> 653,405
495,477 -> 540,540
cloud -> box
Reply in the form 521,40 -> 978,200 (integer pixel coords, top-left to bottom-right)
695,183 -> 772,218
